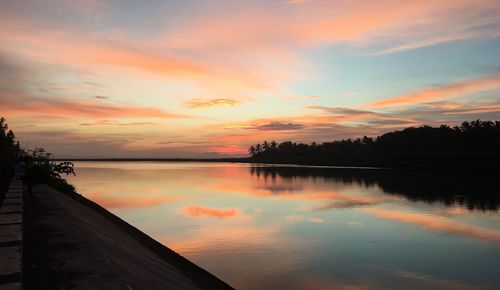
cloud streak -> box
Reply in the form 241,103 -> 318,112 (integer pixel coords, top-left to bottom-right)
1,94 -> 187,119
79,120 -> 158,126
184,98 -> 241,109
368,75 -> 500,108
0,19 -> 269,93
364,208 -> 500,243
164,0 -> 500,56
252,121 -> 304,131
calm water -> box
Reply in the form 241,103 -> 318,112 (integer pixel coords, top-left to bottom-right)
66,162 -> 500,290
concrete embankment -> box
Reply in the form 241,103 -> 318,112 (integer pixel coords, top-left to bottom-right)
23,184 -> 234,290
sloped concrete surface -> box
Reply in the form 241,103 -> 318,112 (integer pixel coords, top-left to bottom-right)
23,185 -> 233,290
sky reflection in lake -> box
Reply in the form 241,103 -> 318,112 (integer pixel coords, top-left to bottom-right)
66,162 -> 500,290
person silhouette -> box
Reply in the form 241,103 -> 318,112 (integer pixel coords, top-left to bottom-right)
14,156 -> 33,196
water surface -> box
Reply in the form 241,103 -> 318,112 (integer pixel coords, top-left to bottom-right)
66,162 -> 500,290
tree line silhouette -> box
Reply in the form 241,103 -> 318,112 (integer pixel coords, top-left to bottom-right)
248,120 -> 500,169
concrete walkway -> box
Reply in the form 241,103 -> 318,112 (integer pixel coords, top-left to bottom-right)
0,179 -> 23,290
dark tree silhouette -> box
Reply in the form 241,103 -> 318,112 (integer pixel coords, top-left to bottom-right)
248,120 -> 500,169
0,117 -> 76,195
0,117 -> 21,185
248,145 -> 256,156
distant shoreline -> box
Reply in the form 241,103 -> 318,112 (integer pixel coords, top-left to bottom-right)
54,158 -> 249,162
53,121 -> 500,170
53,158 -> 499,171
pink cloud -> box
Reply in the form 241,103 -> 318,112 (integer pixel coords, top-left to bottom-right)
79,120 -> 158,126
184,98 -> 241,109
364,208 -> 500,243
180,205 -> 243,219
367,75 -> 500,108
1,94 -> 187,118
0,20 -> 270,93
163,0 -> 500,55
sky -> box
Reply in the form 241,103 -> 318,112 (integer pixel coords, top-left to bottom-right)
1,0 -> 499,158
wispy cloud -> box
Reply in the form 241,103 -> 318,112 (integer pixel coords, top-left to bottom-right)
306,106 -> 416,126
367,75 -> 500,108
0,20 -> 270,93
1,93 -> 187,119
184,98 -> 241,109
252,121 -> 304,131
364,208 -> 500,243
164,0 -> 500,56
80,120 -> 158,126
94,95 -> 108,99
308,106 -> 373,115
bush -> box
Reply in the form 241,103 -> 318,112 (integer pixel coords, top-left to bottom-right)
26,148 -> 75,181
24,148 -> 76,193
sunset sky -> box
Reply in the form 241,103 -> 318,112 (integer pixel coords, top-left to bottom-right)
1,0 -> 499,158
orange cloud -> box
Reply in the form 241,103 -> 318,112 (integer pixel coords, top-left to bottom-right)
0,20 -> 269,93
444,103 -> 500,115
164,0 -> 500,55
184,98 -> 241,109
364,208 -> 500,243
368,75 -> 500,108
80,120 -> 158,126
180,205 -> 242,219
1,94 -> 186,118
91,195 -> 177,209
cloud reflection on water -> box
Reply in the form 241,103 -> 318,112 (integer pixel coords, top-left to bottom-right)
180,205 -> 246,219
364,208 -> 500,243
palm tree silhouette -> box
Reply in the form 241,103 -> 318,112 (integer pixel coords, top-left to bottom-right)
248,145 -> 256,156
255,143 -> 262,154
247,120 -> 500,169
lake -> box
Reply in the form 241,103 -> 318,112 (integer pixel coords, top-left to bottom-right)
66,162 -> 500,290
